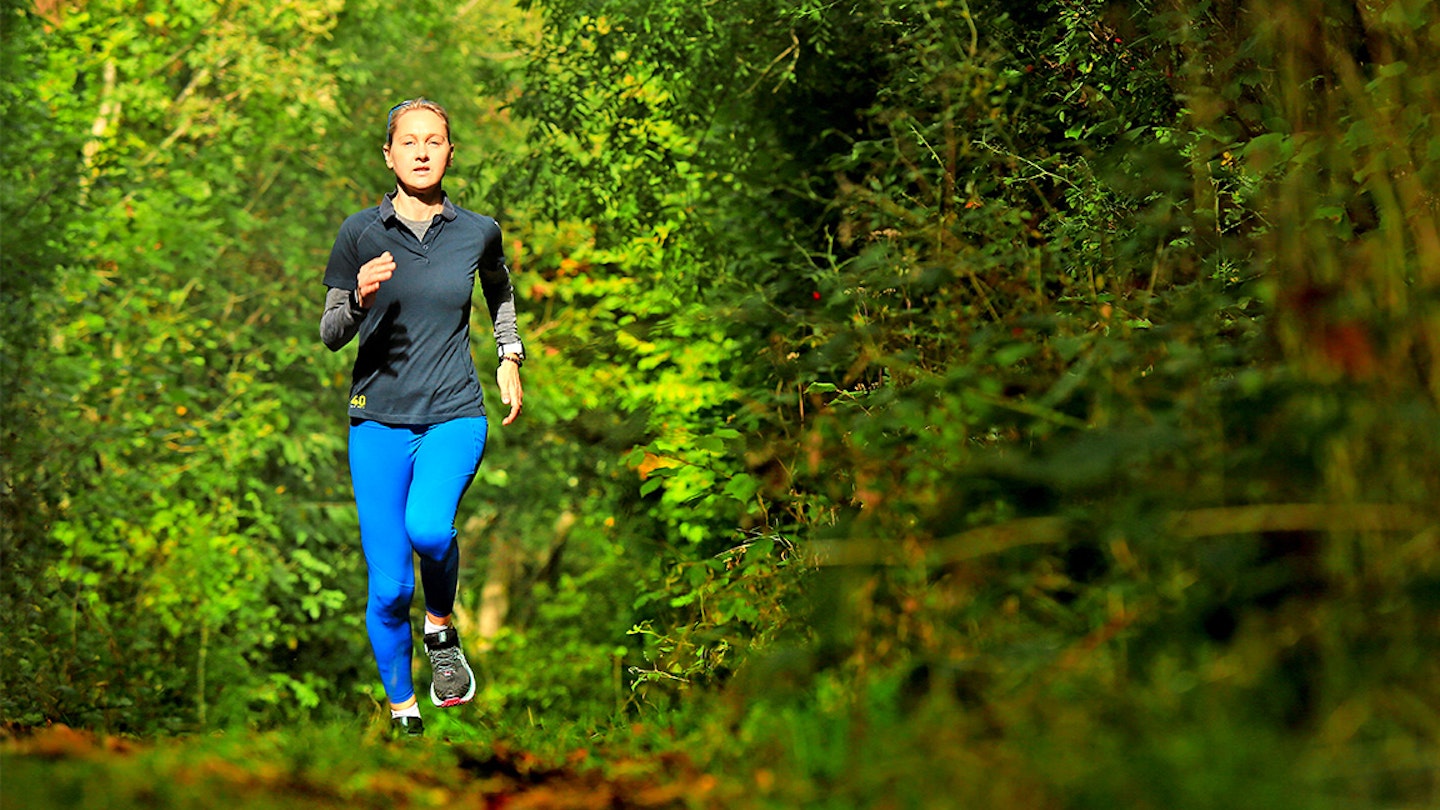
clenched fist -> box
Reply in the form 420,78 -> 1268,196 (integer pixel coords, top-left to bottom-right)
356,251 -> 397,309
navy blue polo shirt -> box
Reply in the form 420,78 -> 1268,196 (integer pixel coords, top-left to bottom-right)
323,193 -> 516,425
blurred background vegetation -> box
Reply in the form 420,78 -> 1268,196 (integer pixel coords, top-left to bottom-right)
2,0 -> 1437,806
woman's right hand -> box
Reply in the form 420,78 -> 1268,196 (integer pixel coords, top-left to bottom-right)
356,251 -> 396,309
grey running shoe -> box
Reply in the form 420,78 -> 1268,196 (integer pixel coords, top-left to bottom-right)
390,715 -> 424,738
424,627 -> 476,707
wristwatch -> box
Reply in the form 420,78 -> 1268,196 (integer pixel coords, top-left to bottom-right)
499,343 -> 526,368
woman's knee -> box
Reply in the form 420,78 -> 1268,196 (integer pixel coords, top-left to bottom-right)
406,519 -> 456,561
367,575 -> 414,621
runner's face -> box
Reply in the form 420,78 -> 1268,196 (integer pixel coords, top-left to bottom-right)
384,109 -> 451,193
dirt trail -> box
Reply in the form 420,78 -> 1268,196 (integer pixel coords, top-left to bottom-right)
2,724 -> 724,810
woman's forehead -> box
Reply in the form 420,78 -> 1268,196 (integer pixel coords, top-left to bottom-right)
392,109 -> 448,137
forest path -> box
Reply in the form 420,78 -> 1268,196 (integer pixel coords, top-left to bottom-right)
2,723 -> 727,810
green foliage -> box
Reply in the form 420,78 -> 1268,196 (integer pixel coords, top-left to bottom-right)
628,532 -> 800,702
0,2 -> 94,720
501,0 -> 1439,804
2,0 -> 366,730
3,0 -> 1438,805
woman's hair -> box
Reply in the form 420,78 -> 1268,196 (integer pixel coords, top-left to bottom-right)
385,98 -> 451,145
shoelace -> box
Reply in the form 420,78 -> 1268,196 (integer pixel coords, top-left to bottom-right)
430,646 -> 462,678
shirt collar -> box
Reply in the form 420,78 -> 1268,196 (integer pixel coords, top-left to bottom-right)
380,190 -> 457,223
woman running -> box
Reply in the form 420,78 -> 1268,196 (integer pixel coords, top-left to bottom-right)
319,98 -> 525,737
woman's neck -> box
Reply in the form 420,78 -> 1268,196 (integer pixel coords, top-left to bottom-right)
391,185 -> 444,221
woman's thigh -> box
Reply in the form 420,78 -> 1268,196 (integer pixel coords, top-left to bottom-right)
405,417 -> 488,554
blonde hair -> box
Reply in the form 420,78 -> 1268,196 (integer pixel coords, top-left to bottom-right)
385,98 -> 451,145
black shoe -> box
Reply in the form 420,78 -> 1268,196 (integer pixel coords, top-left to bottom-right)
391,715 -> 425,738
424,627 -> 476,707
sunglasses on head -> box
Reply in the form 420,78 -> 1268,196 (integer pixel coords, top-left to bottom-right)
387,101 -> 413,130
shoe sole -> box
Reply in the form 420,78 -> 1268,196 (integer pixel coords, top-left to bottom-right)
430,653 -> 477,708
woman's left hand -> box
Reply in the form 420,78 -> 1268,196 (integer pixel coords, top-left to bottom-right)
497,361 -> 523,426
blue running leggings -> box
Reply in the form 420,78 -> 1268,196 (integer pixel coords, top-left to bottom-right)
348,417 -> 487,705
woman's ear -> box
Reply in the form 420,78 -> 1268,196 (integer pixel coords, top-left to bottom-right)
383,143 -> 394,170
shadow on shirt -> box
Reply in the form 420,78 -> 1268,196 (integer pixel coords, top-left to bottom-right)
354,302 -> 412,380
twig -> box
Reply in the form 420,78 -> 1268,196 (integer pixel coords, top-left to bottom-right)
972,138 -> 1078,191
810,504 -> 1434,567
744,30 -> 800,96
